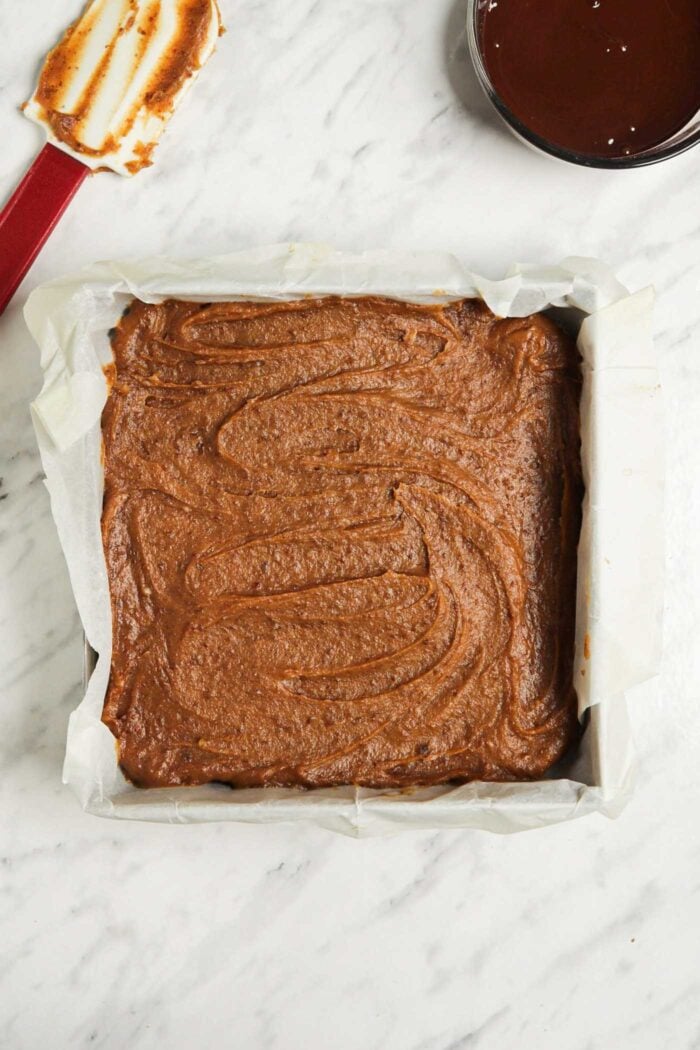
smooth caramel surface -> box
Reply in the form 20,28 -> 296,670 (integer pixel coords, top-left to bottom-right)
101,296 -> 581,788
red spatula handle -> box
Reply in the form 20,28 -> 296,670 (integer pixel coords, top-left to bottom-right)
0,143 -> 89,315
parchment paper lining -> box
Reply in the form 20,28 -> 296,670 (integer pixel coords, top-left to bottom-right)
24,245 -> 663,835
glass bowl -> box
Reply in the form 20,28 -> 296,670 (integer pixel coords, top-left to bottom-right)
466,0 -> 700,169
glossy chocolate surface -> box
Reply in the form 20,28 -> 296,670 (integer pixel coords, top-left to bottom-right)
479,0 -> 700,158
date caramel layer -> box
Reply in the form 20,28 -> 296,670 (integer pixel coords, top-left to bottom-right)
101,295 -> 581,788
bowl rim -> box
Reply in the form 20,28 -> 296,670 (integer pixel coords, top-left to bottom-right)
465,0 -> 700,169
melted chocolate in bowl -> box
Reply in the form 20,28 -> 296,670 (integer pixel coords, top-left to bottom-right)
478,0 -> 700,160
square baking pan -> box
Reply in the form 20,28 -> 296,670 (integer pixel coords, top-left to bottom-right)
26,245 -> 663,835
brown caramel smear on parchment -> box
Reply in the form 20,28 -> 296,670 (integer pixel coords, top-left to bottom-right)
101,296 -> 582,788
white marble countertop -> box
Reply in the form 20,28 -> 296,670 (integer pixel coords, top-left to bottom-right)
2,2 -> 699,1047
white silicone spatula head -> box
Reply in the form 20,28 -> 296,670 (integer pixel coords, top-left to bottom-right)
23,0 -> 222,176
0,0 -> 223,314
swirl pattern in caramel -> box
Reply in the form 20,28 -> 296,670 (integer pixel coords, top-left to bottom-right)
101,296 -> 581,788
